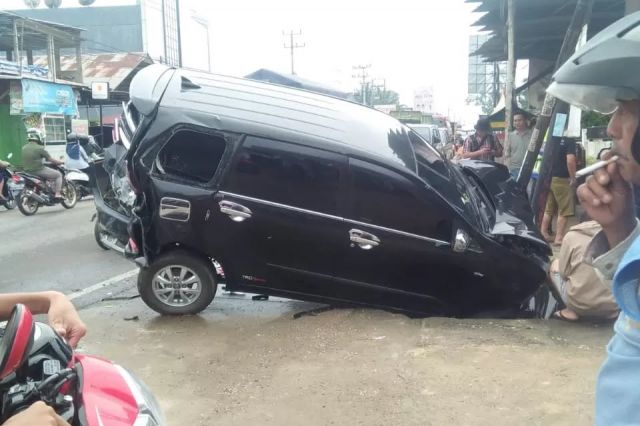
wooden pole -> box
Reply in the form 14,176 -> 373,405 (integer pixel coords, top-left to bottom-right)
75,43 -> 83,84
504,0 -> 516,164
48,34 -> 57,82
13,20 -> 21,74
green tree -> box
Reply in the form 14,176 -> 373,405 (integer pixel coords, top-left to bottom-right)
467,94 -> 495,115
354,83 -> 399,106
582,111 -> 609,128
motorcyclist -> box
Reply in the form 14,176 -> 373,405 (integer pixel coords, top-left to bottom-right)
21,129 -> 64,200
0,291 -> 86,426
546,10 -> 640,425
65,133 -> 93,189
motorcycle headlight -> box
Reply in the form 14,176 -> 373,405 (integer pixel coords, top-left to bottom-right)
115,365 -> 166,426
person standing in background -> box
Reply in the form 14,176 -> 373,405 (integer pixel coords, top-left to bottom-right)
506,112 -> 533,178
461,118 -> 503,161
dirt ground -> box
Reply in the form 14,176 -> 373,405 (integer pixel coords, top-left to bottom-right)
79,291 -> 613,426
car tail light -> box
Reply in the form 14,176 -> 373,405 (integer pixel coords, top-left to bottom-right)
129,238 -> 139,252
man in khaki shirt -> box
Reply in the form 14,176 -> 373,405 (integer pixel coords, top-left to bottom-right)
549,221 -> 619,321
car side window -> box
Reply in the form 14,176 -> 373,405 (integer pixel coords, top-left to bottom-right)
222,136 -> 344,215
155,130 -> 226,184
432,128 -> 441,144
347,158 -> 450,241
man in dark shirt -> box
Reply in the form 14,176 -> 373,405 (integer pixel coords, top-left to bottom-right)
540,137 -> 577,245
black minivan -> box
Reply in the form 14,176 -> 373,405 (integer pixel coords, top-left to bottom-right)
94,64 -> 551,317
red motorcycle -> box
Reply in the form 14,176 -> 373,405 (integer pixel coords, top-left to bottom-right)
0,304 -> 165,425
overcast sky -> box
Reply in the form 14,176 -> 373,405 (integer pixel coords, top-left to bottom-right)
3,0 -> 485,125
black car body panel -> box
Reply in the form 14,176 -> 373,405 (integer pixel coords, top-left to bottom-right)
95,64 -> 551,317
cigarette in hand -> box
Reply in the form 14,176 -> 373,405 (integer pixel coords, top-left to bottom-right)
575,155 -> 619,178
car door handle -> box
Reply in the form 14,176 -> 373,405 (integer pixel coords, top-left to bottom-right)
219,200 -> 252,222
349,229 -> 380,250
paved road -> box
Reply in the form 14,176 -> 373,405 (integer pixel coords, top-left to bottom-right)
0,200 -> 135,305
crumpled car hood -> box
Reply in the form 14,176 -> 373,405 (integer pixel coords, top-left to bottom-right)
458,160 -> 551,254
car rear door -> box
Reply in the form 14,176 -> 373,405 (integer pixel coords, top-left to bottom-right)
213,135 -> 349,299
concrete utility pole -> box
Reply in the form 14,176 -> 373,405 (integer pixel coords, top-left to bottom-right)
283,30 -> 305,75
353,64 -> 371,105
504,0 -> 516,159
517,0 -> 595,225
370,78 -> 386,104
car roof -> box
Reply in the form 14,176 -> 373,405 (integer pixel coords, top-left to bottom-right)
132,65 -> 418,173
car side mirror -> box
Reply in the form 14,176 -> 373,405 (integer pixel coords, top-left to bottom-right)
452,229 -> 469,253
0,304 -> 35,380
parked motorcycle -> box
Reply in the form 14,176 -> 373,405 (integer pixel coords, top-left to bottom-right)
1,154 -> 23,211
16,164 -> 77,216
0,304 -> 165,425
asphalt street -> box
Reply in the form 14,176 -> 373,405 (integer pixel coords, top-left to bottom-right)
0,200 -> 137,307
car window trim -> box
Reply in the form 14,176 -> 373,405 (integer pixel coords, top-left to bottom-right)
218,191 -> 450,247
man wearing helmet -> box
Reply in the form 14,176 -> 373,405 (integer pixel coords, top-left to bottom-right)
21,128 -> 65,200
547,11 -> 640,425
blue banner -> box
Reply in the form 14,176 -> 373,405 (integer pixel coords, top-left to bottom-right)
21,79 -> 78,116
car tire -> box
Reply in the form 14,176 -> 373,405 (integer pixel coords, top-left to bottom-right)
138,250 -> 216,315
94,221 -> 110,251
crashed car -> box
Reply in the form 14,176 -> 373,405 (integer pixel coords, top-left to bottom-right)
94,64 -> 551,317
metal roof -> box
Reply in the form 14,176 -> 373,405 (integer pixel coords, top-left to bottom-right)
33,52 -> 153,93
467,0 -> 625,61
0,10 -> 83,51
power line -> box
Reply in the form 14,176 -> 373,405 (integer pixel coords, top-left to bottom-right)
283,30 -> 304,75
352,64 -> 370,105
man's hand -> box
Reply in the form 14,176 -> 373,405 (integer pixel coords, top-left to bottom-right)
2,401 -> 69,426
47,292 -> 86,348
577,159 -> 636,248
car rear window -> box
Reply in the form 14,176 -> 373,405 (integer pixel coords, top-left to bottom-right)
155,130 -> 226,184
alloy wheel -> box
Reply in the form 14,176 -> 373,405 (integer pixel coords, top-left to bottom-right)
152,265 -> 202,307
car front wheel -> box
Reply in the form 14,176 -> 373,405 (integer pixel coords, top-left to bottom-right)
138,251 -> 216,315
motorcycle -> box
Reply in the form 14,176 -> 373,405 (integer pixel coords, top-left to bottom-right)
66,134 -> 104,201
0,304 -> 165,425
66,168 -> 91,200
16,164 -> 78,216
1,155 -> 23,211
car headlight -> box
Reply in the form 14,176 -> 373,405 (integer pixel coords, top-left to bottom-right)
115,365 -> 166,426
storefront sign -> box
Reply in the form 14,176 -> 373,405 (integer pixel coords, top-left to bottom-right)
72,119 -> 89,136
91,81 -> 109,100
21,79 -> 79,116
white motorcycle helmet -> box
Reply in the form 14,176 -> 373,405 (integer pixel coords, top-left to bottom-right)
26,128 -> 45,145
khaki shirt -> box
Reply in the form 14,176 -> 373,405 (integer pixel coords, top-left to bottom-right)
560,221 -> 619,317
21,143 -> 50,173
